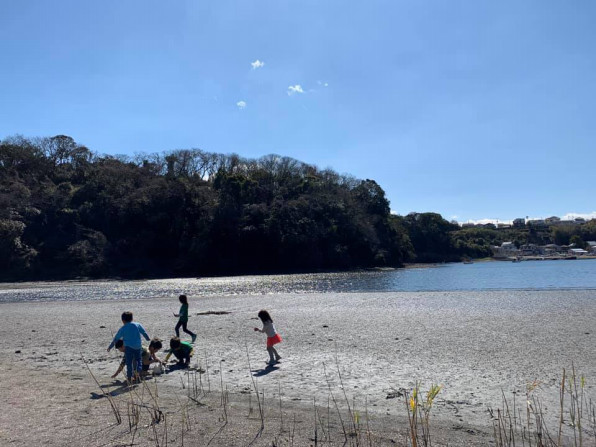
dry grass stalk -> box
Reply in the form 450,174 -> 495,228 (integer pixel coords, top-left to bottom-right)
404,381 -> 442,447
313,397 -> 318,446
490,366 -> 596,447
323,362 -> 348,444
279,379 -> 284,433
245,343 -> 265,431
334,344 -> 358,441
81,352 -> 122,425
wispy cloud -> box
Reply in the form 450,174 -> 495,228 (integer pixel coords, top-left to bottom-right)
317,80 -> 329,87
287,85 -> 304,96
251,59 -> 265,70
463,218 -> 508,225
236,100 -> 246,110
561,211 -> 596,220
459,212 -> 596,226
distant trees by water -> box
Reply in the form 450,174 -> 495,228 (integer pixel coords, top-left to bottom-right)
3,135 -> 594,281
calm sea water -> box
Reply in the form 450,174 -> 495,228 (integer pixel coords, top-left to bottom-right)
1,259 -> 595,303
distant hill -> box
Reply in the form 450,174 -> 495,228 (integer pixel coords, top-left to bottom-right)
0,135 -> 411,280
4,135 -> 594,281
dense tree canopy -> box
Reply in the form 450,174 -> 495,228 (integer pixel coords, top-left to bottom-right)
3,135 -> 593,281
0,135 -> 416,280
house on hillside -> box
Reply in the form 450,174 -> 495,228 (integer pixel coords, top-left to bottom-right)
569,248 -> 589,256
492,241 -> 520,258
520,244 -> 544,256
527,219 -> 547,228
544,244 -> 562,255
512,218 -> 526,228
587,241 -> 596,254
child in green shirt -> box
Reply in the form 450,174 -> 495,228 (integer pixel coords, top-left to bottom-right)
164,337 -> 194,368
174,294 -> 197,343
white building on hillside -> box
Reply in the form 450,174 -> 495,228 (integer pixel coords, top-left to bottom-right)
492,242 -> 520,258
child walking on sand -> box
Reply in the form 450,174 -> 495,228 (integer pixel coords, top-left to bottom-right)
174,294 -> 197,343
107,311 -> 151,382
254,309 -> 282,366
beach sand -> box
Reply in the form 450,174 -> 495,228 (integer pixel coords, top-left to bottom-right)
2,289 -> 596,446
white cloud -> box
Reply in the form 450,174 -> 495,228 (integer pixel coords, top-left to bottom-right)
287,85 -> 304,96
459,212 -> 596,226
236,100 -> 247,109
561,211 -> 596,221
251,60 -> 265,70
316,80 -> 329,87
459,218 -> 512,225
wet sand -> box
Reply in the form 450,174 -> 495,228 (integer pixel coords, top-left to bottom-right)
2,289 -> 596,445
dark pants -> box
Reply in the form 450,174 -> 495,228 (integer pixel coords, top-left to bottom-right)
124,346 -> 142,380
175,320 -> 196,338
173,350 -> 191,365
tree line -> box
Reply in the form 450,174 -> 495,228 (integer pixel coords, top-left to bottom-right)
3,135 -> 592,281
1,135 -> 412,280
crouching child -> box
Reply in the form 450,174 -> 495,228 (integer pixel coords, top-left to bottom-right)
164,337 -> 193,368
111,338 -> 164,379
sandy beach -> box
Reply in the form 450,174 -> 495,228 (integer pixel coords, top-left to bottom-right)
2,288 -> 596,446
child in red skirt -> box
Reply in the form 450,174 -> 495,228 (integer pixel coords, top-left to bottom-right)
254,309 -> 282,365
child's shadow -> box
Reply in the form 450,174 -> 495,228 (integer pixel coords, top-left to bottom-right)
252,364 -> 279,377
164,363 -> 189,374
90,380 -> 134,399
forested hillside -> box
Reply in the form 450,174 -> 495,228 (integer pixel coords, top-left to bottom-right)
3,135 -> 593,281
0,135 -> 415,280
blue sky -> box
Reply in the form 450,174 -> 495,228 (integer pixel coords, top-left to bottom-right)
1,1 -> 595,223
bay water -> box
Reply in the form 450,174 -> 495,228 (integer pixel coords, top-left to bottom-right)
1,258 -> 595,303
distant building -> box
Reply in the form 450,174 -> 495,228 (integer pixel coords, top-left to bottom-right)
545,216 -> 561,225
497,223 -> 511,229
587,241 -> 596,254
520,244 -> 544,256
569,248 -> 589,256
527,219 -> 547,228
492,241 -> 520,258
512,218 -> 526,228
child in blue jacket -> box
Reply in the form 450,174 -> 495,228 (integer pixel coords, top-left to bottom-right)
107,311 -> 150,382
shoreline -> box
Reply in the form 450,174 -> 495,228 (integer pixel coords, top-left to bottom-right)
3,289 -> 596,445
